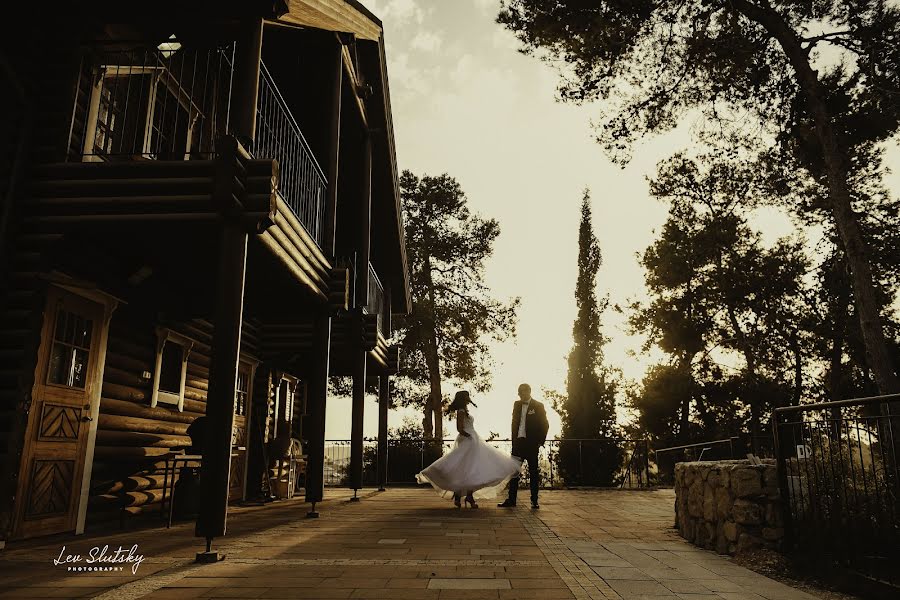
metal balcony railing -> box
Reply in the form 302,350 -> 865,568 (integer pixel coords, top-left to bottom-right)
253,62 -> 326,248
67,40 -> 235,161
364,262 -> 385,336
66,40 -> 327,248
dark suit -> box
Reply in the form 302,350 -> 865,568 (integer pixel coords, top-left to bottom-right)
506,398 -> 549,505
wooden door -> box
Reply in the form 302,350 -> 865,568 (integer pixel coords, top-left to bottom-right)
13,288 -> 106,539
229,362 -> 254,501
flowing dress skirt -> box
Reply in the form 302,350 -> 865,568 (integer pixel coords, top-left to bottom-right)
416,433 -> 523,500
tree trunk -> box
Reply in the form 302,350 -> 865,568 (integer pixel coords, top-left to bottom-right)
827,257 -> 849,438
790,330 -> 802,407
733,0 -> 900,397
422,403 -> 434,440
726,305 -> 761,439
424,340 -> 443,441
423,254 -> 443,441
679,355 -> 694,441
828,260 -> 849,403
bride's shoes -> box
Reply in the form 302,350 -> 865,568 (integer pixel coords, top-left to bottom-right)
464,494 -> 478,509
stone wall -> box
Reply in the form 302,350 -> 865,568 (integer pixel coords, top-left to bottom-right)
674,460 -> 784,555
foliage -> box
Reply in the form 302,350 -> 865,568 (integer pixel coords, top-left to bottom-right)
497,0 -> 900,394
629,152 -> 809,443
553,191 -> 623,486
497,1 -> 900,165
395,171 -> 520,439
361,418 -> 443,485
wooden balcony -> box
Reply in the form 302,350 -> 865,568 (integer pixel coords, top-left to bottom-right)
258,262 -> 397,374
56,41 -> 318,235
26,40 -> 340,304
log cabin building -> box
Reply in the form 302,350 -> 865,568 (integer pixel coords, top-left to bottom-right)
0,0 -> 409,550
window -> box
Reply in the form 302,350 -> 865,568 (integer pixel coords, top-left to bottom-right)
46,308 -> 93,389
157,342 -> 184,394
93,85 -> 122,156
234,368 -> 250,417
150,328 -> 194,411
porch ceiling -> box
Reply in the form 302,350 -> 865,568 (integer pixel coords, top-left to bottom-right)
278,0 -> 382,41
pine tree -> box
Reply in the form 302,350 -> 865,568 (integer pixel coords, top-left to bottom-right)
394,171 -> 520,441
554,191 -> 623,486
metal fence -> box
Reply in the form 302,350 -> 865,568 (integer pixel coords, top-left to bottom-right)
653,438 -> 740,485
68,40 -> 235,161
321,437 -> 651,489
773,394 -> 900,586
254,61 -> 326,247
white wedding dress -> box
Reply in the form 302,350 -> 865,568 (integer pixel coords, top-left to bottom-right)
416,410 -> 522,500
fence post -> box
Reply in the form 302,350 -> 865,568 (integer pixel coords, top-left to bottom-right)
578,441 -> 583,486
549,441 -> 554,489
772,410 -> 793,550
644,439 -> 651,488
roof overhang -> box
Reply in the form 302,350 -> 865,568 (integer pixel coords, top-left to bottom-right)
279,0 -> 382,41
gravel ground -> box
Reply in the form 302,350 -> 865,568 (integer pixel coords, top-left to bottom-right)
733,549 -> 864,600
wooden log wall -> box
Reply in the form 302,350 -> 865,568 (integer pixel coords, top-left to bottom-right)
0,34 -> 86,535
87,306 -> 261,523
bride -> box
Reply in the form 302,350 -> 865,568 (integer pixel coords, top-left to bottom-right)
416,391 -> 522,508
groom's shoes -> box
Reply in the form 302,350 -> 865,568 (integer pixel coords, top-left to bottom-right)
497,499 -> 516,508
531,501 -> 540,509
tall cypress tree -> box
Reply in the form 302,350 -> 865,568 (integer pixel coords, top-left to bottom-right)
554,190 -> 623,486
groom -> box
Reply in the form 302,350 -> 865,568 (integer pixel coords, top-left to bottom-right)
499,383 -> 549,509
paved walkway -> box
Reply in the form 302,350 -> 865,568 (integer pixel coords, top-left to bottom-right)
0,489 -> 822,599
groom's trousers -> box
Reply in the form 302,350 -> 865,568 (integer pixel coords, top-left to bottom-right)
507,440 -> 540,504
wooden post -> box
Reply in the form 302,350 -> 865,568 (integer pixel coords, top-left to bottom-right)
349,345 -> 366,497
323,36 -> 343,257
304,316 -> 331,517
303,37 -> 343,516
377,375 -> 389,491
230,19 -> 264,147
383,285 -> 392,336
377,286 -> 391,491
356,135 -> 373,308
348,135 -> 373,497
195,219 -> 248,559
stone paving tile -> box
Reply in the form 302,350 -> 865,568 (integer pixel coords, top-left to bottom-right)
0,489 -> 831,600
428,578 -> 512,589
606,578 -> 678,597
658,580 -> 714,594
592,567 -> 654,580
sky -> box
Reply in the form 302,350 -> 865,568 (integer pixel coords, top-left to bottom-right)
323,0 -> 898,441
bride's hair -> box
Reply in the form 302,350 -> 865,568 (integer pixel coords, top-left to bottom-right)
446,390 -> 476,413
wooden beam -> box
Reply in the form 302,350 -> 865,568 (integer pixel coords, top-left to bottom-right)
348,338 -> 366,496
303,315 -> 332,516
195,219 -> 248,550
323,36 -> 343,257
348,132 -> 373,497
377,375 -> 389,491
230,19 -> 264,146
342,44 -> 368,130
356,135 -> 372,307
